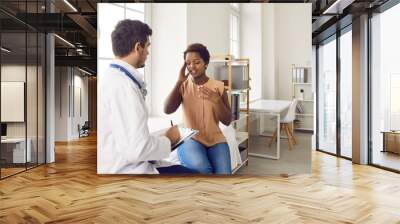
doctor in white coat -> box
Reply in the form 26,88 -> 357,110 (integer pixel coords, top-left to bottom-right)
98,19 -> 197,174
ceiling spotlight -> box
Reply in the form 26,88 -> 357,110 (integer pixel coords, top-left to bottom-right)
78,67 -> 92,76
322,0 -> 354,15
63,0 -> 78,12
1,47 -> 11,53
54,34 -> 75,48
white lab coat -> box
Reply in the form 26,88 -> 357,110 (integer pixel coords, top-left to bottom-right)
97,59 -> 171,174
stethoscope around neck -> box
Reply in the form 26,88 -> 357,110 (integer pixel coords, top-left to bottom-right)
110,63 -> 147,99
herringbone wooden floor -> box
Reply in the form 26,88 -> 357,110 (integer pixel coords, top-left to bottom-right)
1,135 -> 400,223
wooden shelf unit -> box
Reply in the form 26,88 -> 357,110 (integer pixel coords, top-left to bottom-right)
210,55 -> 250,173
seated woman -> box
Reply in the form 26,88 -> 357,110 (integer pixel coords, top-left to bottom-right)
164,43 -> 232,174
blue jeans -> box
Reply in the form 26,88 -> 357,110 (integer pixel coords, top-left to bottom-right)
156,165 -> 199,174
177,139 -> 231,174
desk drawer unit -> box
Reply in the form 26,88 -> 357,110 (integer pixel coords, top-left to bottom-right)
383,132 -> 400,154
0,139 -> 32,163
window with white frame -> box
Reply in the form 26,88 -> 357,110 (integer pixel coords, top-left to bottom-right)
230,3 -> 240,58
98,3 -> 145,77
370,2 -> 400,171
390,74 -> 400,129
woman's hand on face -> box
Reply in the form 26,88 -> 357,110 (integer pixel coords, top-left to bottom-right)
178,62 -> 189,83
199,86 -> 221,104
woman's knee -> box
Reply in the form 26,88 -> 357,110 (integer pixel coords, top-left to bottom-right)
180,156 -> 212,174
190,161 -> 213,174
177,142 -> 212,174
208,143 -> 232,174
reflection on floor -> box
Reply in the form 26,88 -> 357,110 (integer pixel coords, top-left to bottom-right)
0,167 -> 25,178
373,150 -> 400,171
237,131 -> 312,175
0,162 -> 43,178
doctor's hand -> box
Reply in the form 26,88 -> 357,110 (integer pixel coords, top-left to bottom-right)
178,62 -> 189,83
165,125 -> 180,148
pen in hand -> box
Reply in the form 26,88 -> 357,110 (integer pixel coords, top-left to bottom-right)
166,120 -> 180,150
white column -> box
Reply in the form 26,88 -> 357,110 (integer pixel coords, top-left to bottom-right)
352,14 -> 369,164
261,4 -> 277,100
46,32 -> 55,163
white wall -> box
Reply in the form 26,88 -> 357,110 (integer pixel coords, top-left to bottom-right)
240,4 -> 262,101
74,74 -> 89,130
55,67 -> 69,141
150,3 -> 187,121
2,64 -> 46,163
1,66 -> 26,126
1,65 -> 25,81
261,4 -> 278,99
1,65 -> 38,137
187,3 -> 230,55
274,4 -> 312,100
55,67 -> 89,141
71,73 -> 88,138
241,3 -> 312,101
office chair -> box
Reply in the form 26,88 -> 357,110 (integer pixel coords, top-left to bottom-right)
268,99 -> 298,150
79,121 -> 90,138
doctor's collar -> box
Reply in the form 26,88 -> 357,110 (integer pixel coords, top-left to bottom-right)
112,60 -> 145,84
110,60 -> 147,99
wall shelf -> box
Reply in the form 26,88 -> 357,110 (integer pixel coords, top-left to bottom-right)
231,113 -> 249,125
293,83 -> 312,85
296,113 -> 314,117
236,131 -> 249,145
292,65 -> 314,132
294,127 -> 313,131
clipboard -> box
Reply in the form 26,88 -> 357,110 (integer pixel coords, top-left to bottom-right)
171,128 -> 199,150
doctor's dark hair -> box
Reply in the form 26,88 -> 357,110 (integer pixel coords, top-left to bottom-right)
111,19 -> 152,57
183,43 -> 210,65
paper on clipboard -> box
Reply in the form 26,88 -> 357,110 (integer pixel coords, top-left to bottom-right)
172,127 -> 198,150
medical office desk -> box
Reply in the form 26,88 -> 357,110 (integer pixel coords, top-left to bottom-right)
381,131 -> 400,154
246,99 -> 292,160
1,138 -> 32,166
